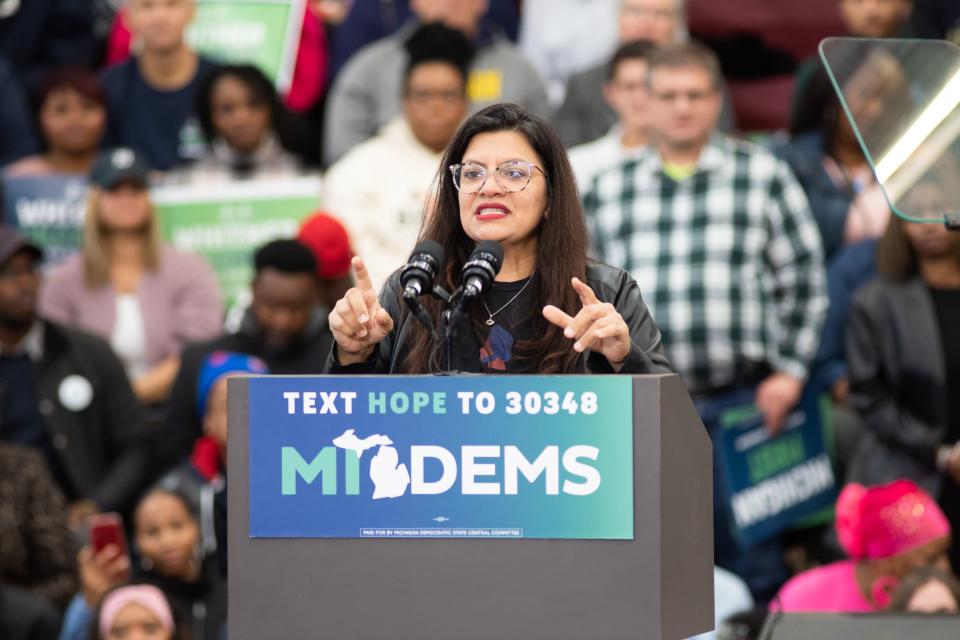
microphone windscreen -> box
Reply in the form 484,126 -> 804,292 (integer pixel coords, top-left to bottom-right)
412,239 -> 445,267
474,240 -> 504,272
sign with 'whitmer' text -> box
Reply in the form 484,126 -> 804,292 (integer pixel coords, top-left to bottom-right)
248,376 -> 634,539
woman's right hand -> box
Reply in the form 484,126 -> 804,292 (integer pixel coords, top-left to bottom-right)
78,545 -> 129,607
329,257 -> 394,365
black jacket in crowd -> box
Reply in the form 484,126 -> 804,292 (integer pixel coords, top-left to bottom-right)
846,275 -> 950,495
25,321 -> 149,513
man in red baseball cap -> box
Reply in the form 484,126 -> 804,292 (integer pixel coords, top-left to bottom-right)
296,211 -> 355,311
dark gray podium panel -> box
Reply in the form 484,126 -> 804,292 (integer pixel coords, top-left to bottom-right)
228,374 -> 713,640
762,613 -> 960,639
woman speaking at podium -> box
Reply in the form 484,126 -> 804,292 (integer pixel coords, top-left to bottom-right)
325,104 -> 673,376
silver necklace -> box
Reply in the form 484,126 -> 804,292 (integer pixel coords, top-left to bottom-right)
481,276 -> 534,326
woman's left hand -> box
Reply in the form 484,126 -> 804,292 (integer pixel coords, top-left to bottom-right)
543,277 -> 631,372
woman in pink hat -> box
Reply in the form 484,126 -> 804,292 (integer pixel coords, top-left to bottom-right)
775,479 -> 952,612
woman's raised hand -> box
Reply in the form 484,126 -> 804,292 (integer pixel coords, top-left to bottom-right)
329,257 -> 394,365
543,277 -> 632,372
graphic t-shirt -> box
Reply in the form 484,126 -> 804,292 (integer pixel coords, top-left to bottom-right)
474,277 -> 538,373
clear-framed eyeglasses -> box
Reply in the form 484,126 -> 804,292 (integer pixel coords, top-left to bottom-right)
449,161 -> 545,194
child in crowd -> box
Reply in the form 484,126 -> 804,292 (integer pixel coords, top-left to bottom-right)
62,488 -> 226,640
158,351 -> 269,575
94,584 -> 183,640
133,489 -> 227,640
3,68 -> 106,179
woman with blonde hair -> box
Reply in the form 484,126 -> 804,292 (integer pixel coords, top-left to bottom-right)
42,148 -> 223,406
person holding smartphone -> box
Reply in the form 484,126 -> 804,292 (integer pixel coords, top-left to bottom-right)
62,488 -> 226,640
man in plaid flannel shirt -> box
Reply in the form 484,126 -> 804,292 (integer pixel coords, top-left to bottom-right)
583,42 -> 827,602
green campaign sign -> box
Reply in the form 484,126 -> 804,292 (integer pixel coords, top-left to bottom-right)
153,177 -> 321,308
187,0 -> 305,93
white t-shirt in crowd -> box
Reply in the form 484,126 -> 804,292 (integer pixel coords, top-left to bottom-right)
111,293 -> 150,381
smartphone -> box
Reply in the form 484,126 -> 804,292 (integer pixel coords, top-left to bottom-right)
87,512 -> 129,557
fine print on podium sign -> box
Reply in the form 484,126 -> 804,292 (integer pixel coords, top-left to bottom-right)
248,376 -> 634,539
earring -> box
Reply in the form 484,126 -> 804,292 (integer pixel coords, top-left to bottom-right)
869,575 -> 898,609
140,555 -> 154,572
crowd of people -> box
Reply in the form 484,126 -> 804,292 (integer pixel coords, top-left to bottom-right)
1,0 -> 960,638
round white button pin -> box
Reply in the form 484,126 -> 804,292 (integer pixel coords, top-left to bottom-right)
58,375 -> 93,412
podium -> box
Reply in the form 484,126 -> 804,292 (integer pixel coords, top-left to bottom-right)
228,374 -> 713,639
761,613 -> 960,639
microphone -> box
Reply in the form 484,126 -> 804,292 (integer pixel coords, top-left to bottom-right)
400,240 -> 445,298
450,241 -> 504,329
399,240 -> 445,344
458,240 -> 504,302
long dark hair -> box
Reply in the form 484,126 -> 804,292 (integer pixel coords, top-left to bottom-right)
791,53 -> 909,164
400,103 -> 588,374
789,64 -> 858,166
194,64 -> 298,153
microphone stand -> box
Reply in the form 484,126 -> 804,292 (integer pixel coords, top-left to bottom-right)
440,308 -> 455,373
431,285 -> 456,374
390,283 -> 452,374
435,241 -> 501,374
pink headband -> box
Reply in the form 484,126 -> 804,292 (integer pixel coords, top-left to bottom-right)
836,480 -> 951,560
99,585 -> 175,638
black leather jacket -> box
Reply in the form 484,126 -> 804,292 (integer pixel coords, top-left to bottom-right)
327,261 -> 674,375
846,276 -> 949,495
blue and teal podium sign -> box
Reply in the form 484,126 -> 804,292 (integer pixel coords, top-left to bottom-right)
248,376 -> 634,539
